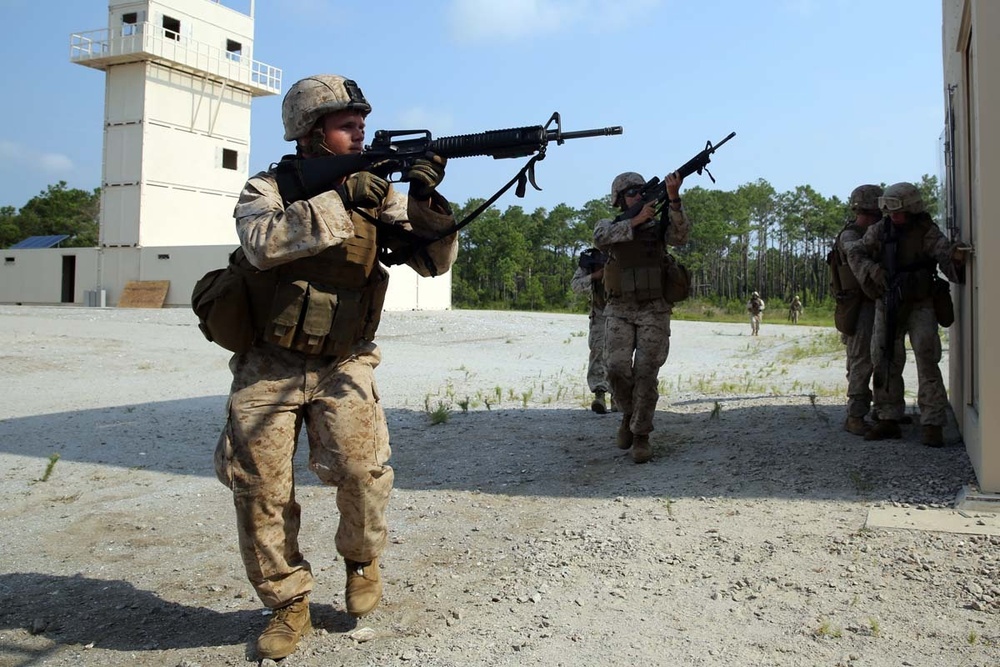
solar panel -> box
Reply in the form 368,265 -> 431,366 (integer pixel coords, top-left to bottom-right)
8,235 -> 71,249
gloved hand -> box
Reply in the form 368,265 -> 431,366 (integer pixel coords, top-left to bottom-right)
405,153 -> 447,200
341,171 -> 389,210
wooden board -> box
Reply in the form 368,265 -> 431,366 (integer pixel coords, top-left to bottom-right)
117,280 -> 170,308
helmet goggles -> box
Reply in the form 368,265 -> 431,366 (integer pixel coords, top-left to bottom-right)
878,196 -> 904,212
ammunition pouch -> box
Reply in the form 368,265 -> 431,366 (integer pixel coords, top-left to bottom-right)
261,266 -> 389,358
932,276 -> 954,327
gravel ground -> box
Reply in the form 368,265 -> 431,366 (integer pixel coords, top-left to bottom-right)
0,305 -> 997,667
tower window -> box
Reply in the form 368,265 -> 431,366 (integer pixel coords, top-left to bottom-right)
226,39 -> 242,61
162,16 -> 180,41
123,12 -> 138,36
222,149 -> 238,170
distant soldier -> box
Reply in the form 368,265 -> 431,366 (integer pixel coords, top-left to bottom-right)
594,170 -> 690,464
571,248 -> 613,414
851,182 -> 970,447
788,295 -> 803,324
747,291 -> 765,335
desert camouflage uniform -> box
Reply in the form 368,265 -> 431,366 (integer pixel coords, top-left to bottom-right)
788,296 -> 803,324
747,296 -> 765,335
571,266 -> 609,395
594,208 -> 690,436
214,169 -> 456,609
853,216 -> 962,427
840,225 -> 878,419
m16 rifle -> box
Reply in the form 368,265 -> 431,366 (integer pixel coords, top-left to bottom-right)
873,217 -> 899,390
617,131 -> 736,231
273,112 -> 623,265
276,112 -> 622,205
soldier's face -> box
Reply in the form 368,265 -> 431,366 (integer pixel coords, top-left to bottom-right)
889,211 -> 907,225
320,111 -> 366,155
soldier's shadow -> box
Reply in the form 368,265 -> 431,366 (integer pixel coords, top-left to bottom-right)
0,572 -> 356,660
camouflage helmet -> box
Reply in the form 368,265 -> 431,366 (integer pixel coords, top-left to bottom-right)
281,75 -> 372,141
752,291 -> 760,298
610,172 -> 645,207
878,182 -> 925,214
849,184 -> 883,212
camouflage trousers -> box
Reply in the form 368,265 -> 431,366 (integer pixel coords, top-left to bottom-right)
749,314 -> 761,335
604,302 -> 671,436
844,299 -> 876,418
214,342 -> 392,609
587,309 -> 609,394
871,300 -> 947,426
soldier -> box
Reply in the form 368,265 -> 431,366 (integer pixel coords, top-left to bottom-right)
212,74 -> 457,660
851,182 -> 969,447
571,248 -> 613,413
788,295 -> 803,324
747,291 -> 765,335
837,184 -> 883,435
594,171 -> 690,463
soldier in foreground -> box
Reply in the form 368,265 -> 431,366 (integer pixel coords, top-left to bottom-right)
211,75 -> 457,660
747,291 -> 765,335
594,171 -> 690,463
852,182 -> 969,447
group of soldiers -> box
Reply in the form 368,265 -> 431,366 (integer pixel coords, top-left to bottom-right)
191,71 -> 972,661
574,180 -> 970,456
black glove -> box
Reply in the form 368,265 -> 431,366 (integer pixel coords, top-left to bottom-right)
405,153 -> 447,200
341,171 -> 389,209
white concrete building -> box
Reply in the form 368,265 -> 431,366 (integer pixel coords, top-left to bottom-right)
942,0 -> 999,497
0,0 -> 451,311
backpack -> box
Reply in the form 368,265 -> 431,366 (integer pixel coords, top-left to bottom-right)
827,226 -> 863,335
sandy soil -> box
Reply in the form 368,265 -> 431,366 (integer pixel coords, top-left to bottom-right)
0,305 -> 997,667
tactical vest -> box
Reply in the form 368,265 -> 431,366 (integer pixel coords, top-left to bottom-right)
239,210 -> 390,357
749,298 -> 762,315
603,232 -> 667,302
880,216 -> 936,304
832,223 -> 863,293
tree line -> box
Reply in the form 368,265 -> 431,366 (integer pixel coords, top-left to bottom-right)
451,175 -> 941,311
1,182 -> 100,248
3,176 -> 940,313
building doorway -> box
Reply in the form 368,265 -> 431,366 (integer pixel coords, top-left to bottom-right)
61,255 -> 76,303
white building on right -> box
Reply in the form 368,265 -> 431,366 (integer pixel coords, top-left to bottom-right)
942,0 -> 999,496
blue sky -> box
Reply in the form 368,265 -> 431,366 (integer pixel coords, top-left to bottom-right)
0,0 -> 944,213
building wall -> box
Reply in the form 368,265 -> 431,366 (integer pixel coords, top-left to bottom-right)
942,0 -> 999,492
0,250 -> 100,305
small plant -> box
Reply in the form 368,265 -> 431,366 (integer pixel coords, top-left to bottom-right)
39,453 -> 60,482
814,619 -> 842,639
709,402 -> 722,420
521,389 -> 533,407
458,397 -> 470,413
967,630 -> 978,645
429,402 -> 450,425
663,498 -> 675,517
868,617 -> 881,637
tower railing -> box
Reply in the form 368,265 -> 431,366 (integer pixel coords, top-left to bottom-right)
70,23 -> 281,96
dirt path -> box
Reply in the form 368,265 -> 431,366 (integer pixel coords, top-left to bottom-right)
0,306 -> 996,667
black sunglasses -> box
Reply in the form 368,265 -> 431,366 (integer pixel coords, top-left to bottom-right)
622,186 -> 643,198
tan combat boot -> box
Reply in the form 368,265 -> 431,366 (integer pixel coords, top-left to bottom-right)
591,391 -> 608,414
843,416 -> 870,436
257,596 -> 311,660
345,558 -> 382,617
922,424 -> 944,448
631,434 -> 652,464
616,414 -> 633,449
864,419 -> 902,441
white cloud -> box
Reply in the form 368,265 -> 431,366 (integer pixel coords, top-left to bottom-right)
449,0 -> 662,43
0,140 -> 74,173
